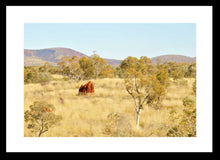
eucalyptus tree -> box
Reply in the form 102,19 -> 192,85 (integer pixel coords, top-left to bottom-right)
120,56 -> 166,129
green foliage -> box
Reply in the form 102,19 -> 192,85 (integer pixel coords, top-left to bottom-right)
24,101 -> 62,137
187,62 -> 196,78
156,69 -> 170,86
25,54 -> 196,83
167,96 -> 196,137
192,79 -> 196,95
79,54 -> 115,79
104,112 -> 132,137
121,57 -> 145,76
113,66 -> 123,78
58,55 -> 84,81
140,56 -> 157,75
79,57 -> 95,79
147,77 -> 166,106
140,56 -> 152,64
158,61 -> 196,80
181,96 -> 196,136
90,53 -> 109,79
25,53 -> 119,83
121,56 -> 166,108
120,56 -> 158,78
98,64 -> 114,78
39,62 -> 52,72
48,66 -> 62,74
121,56 -> 167,128
24,65 -> 53,84
24,66 -> 39,83
160,62 -> 185,80
183,96 -> 195,107
120,56 -> 139,76
63,76 -> 70,81
38,72 -> 53,83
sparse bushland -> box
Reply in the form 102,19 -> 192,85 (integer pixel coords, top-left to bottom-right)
166,80 -> 196,137
166,96 -> 196,137
24,76 -> 195,137
25,54 -> 196,83
24,65 -> 53,84
24,54 -> 196,137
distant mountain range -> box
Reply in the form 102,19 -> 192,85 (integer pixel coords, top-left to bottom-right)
151,55 -> 196,64
24,47 -> 122,67
24,48 -> 88,66
24,47 -> 196,67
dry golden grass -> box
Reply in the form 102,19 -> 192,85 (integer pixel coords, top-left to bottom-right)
24,77 -> 195,137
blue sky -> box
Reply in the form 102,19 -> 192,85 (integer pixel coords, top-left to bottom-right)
24,23 -> 196,60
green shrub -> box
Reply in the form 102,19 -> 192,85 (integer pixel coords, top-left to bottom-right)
104,112 -> 132,137
24,101 -> 62,137
63,76 -> 70,81
167,96 -> 196,137
24,66 -> 53,84
38,72 -> 53,83
192,80 -> 196,95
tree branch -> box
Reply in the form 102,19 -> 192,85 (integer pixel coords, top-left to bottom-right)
126,87 -> 138,112
35,119 -> 40,126
141,93 -> 150,106
38,119 -> 49,137
41,129 -> 48,134
134,75 -> 140,94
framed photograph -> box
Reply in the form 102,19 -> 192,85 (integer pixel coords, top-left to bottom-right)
6,6 -> 213,152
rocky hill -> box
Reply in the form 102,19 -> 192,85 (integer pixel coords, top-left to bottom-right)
151,55 -> 196,64
24,47 -> 121,67
24,48 -> 195,67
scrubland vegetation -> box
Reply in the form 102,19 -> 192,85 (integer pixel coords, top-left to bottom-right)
24,54 -> 196,137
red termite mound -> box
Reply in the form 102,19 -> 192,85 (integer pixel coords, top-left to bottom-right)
78,81 -> 95,95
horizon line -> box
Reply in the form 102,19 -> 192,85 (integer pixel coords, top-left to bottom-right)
24,47 -> 196,59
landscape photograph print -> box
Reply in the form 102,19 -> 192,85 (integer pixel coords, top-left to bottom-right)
24,23 -> 196,137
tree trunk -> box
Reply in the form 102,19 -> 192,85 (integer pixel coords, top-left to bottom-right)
38,130 -> 42,137
38,129 -> 48,137
136,109 -> 141,129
